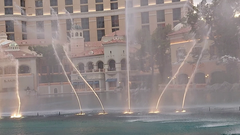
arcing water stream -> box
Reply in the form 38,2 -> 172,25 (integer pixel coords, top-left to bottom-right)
51,8 -> 83,115
181,27 -> 211,110
153,38 -> 197,113
62,48 -> 106,114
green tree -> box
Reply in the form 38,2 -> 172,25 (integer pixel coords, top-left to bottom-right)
151,25 -> 172,83
29,44 -> 66,83
186,0 -> 240,83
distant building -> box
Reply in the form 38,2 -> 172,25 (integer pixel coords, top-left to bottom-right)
0,32 -> 39,92
0,0 -> 193,44
168,24 -> 226,85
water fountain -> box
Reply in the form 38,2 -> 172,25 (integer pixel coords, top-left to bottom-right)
152,37 -> 197,113
63,9 -> 106,115
10,59 -> 22,118
181,27 -> 211,111
50,8 -> 83,115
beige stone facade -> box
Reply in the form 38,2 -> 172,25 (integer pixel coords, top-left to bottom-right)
0,0 -> 193,44
169,26 -> 226,85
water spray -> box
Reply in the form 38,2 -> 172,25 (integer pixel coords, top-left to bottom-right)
154,39 -> 197,113
63,48 -> 106,115
181,27 -> 211,110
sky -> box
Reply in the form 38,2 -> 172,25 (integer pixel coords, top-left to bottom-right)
193,0 -> 212,5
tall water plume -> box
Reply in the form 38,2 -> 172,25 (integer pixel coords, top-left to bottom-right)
51,7 -> 83,114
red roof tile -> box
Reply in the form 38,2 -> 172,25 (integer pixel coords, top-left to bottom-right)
5,51 -> 37,58
72,47 -> 104,58
84,41 -> 102,47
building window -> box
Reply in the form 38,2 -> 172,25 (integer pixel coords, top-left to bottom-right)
97,61 -> 103,69
5,8 -> 13,15
111,3 -> 118,10
22,34 -> 27,40
6,21 -> 14,32
141,12 -> 149,24
121,59 -> 126,70
36,9 -> 43,16
36,21 -> 44,32
7,34 -> 15,40
50,0 -> 58,6
51,20 -> 58,31
96,4 -> 103,11
97,17 -> 104,28
51,7 -> 58,14
21,0 -> 25,7
78,63 -> 85,72
173,8 -> 181,20
81,18 -> 89,29
108,59 -> 116,71
65,6 -> 73,13
112,28 -> 119,32
97,30 -> 105,41
22,21 -> 27,32
4,0 -> 12,6
19,65 -> 30,73
83,31 -> 90,41
87,62 -> 94,72
37,33 -> 44,39
156,0 -> 164,4
111,15 -> 119,27
35,0 -> 43,7
65,0 -> 73,5
66,19 -> 72,30
172,0 -> 180,2
81,5 -> 88,12
157,10 -> 165,22
21,8 -> 26,15
140,0 -> 148,6
96,0 -> 103,3
80,0 -> 88,4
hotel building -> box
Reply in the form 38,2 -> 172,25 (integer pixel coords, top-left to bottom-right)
0,0 -> 193,44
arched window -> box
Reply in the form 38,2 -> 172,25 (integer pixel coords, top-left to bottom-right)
87,62 -> 94,72
194,72 -> 206,84
176,47 -> 186,62
78,63 -> 84,73
54,88 -> 58,94
19,65 -> 30,74
108,59 -> 116,71
178,74 -> 188,84
97,61 -> 104,69
121,59 -> 126,70
4,66 -> 16,74
75,32 -> 78,37
80,32 -> 82,36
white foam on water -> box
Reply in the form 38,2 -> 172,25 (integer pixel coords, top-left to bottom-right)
198,122 -> 240,128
